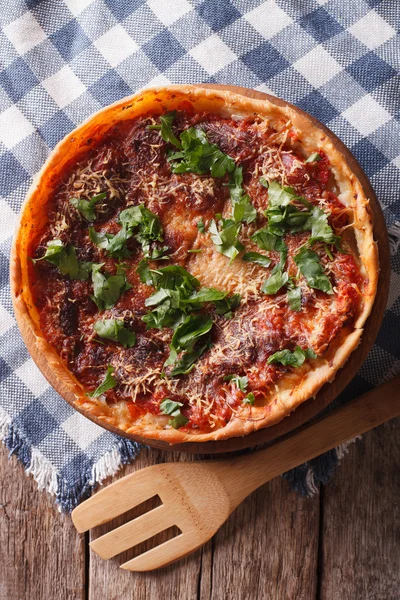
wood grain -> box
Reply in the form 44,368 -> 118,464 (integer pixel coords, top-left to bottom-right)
319,417 -> 400,600
0,445 -> 85,600
87,448 -> 320,599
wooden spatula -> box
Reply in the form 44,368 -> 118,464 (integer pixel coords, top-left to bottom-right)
72,376 -> 400,571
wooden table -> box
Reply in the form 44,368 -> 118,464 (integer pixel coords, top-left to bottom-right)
1,417 -> 399,600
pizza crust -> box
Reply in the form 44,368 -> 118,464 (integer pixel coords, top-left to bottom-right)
11,85 -> 378,443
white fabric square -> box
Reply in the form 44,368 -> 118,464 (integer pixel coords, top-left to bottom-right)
0,304 -> 15,336
342,94 -> 392,136
94,24 -> 139,67
3,11 -> 47,55
244,0 -> 293,40
42,65 -> 86,109
349,10 -> 396,50
0,199 -> 17,243
15,358 -> 50,397
190,34 -> 236,75
62,412 -> 104,450
293,45 -> 342,88
145,73 -> 172,88
0,105 -> 35,149
255,83 -> 276,96
147,0 -> 192,26
64,0 -> 95,17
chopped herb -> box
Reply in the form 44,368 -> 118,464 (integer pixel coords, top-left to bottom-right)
136,258 -> 152,285
305,152 -> 322,163
159,399 -> 189,429
251,227 -> 288,270
261,269 -> 289,295
267,346 -> 317,367
224,374 -> 248,392
307,206 -> 341,247
163,314 -> 213,376
188,248 -> 202,253
87,365 -> 117,398
94,318 -> 136,348
214,293 -> 241,318
229,166 -> 257,224
209,218 -> 244,262
286,280 -> 302,312
243,392 -> 255,405
89,226 -> 132,259
242,252 -> 271,268
119,204 -> 165,259
294,248 -> 333,294
91,263 -> 132,310
147,111 -> 182,149
69,192 -> 106,222
197,218 -> 205,233
169,126 -> 236,178
32,240 -> 92,280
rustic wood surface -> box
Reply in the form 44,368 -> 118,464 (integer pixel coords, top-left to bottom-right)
1,417 -> 399,599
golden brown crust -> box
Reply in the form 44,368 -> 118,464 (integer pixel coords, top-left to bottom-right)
11,85 -> 378,443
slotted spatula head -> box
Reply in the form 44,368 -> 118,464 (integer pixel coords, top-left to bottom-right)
72,461 -> 233,571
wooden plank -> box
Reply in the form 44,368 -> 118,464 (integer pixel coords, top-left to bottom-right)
0,444 -> 86,600
88,448 -> 205,600
88,448 -> 320,599
201,477 -> 320,600
320,418 -> 400,600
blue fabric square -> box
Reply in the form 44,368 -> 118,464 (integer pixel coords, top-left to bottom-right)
15,400 -> 58,446
375,310 -> 400,356
197,0 -> 241,32
50,18 -> 91,61
242,43 -> 290,81
39,110 -> 75,147
142,29 -> 185,71
89,69 -> 132,106
296,90 -> 339,124
346,52 -> 397,92
0,357 -> 12,382
104,0 -> 145,21
0,57 -> 39,103
59,451 -> 93,481
298,7 -> 343,42
351,138 -> 388,177
0,152 -> 30,196
0,253 -> 10,289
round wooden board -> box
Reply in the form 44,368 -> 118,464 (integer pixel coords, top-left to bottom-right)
12,84 -> 390,455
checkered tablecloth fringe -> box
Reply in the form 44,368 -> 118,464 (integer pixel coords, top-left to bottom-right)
0,0 -> 399,511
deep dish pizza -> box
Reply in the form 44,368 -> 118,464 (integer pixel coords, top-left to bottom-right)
11,86 -> 378,442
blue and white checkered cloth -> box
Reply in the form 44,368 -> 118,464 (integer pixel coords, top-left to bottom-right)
1,0 -> 399,511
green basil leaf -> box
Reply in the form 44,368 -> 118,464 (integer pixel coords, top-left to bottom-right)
33,240 -> 92,280
229,166 -> 257,224
148,111 -> 182,149
307,206 -> 340,247
294,247 -> 333,294
91,263 -> 132,310
243,392 -> 255,405
136,258 -> 152,285
267,346 -> 317,367
94,318 -> 136,348
305,152 -> 321,163
251,227 -> 287,253
287,284 -> 302,312
214,293 -> 241,318
70,192 -> 106,222
209,218 -> 245,262
87,365 -> 117,397
159,400 -> 189,428
261,269 -> 289,295
149,264 -> 200,292
224,374 -> 248,392
89,225 -> 133,259
164,314 -> 213,375
197,218 -> 205,233
242,252 -> 271,268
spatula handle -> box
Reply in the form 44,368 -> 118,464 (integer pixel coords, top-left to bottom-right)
221,376 -> 400,506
